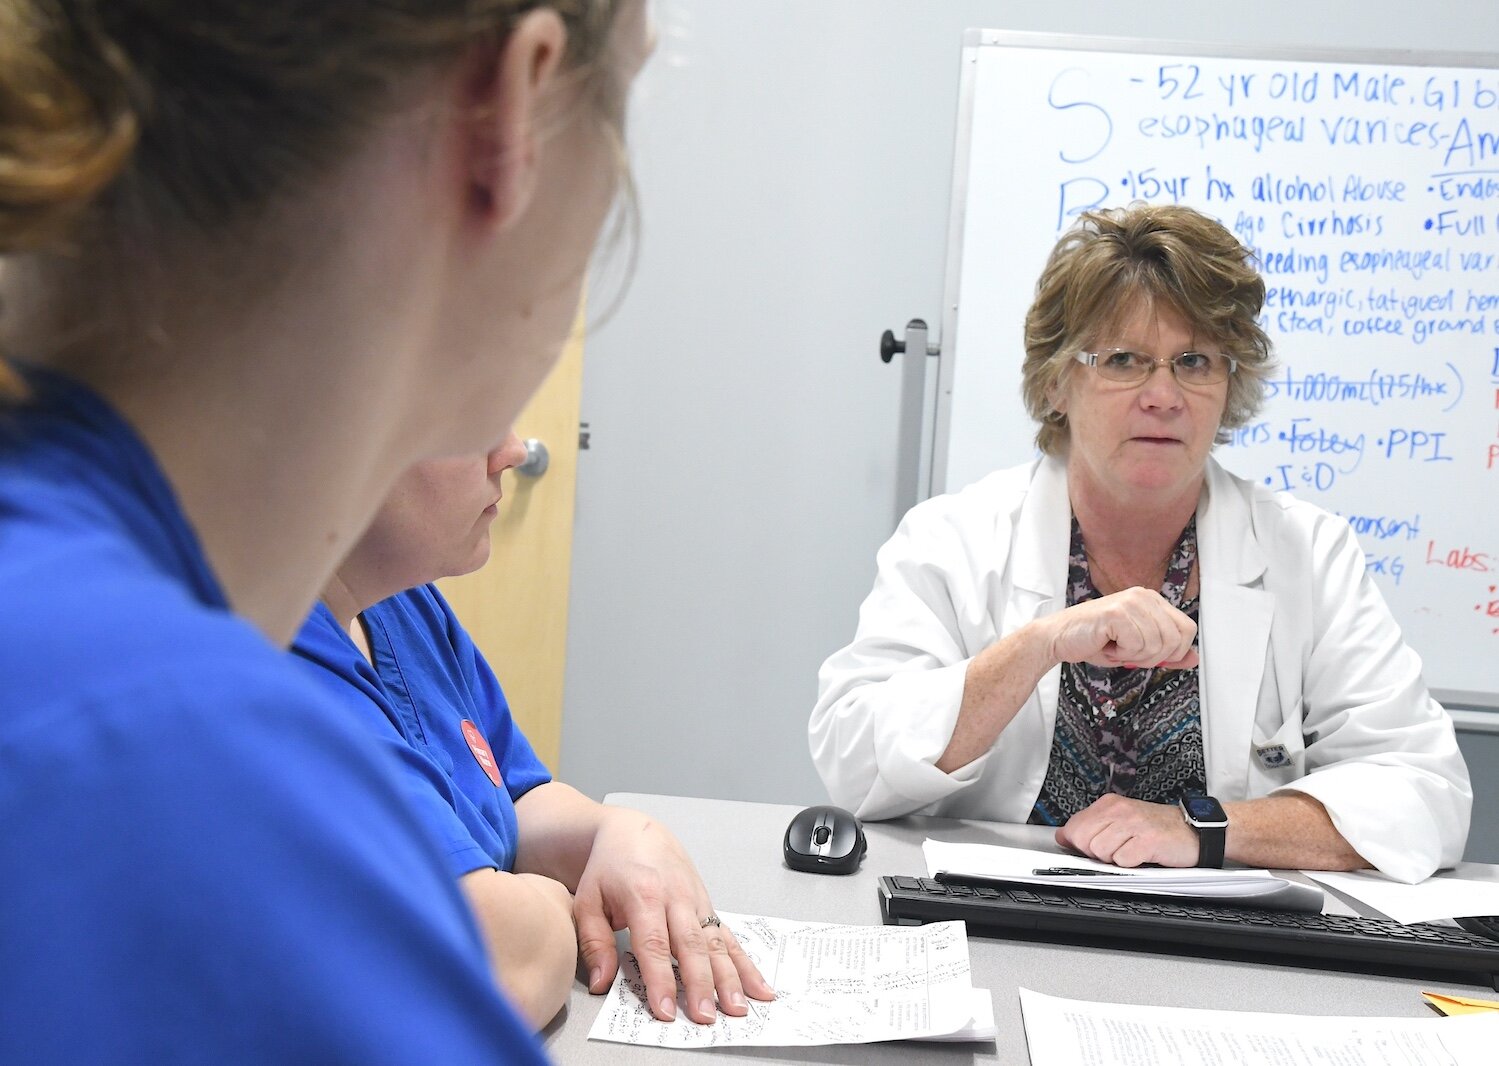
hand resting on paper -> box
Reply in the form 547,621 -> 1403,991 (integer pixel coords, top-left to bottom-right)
1054,794 -> 1197,868
1055,792 -> 1373,871
564,803 -> 775,1024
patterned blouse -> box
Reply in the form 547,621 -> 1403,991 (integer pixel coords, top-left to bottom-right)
1029,515 -> 1206,826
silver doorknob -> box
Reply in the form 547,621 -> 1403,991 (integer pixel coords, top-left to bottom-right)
515,438 -> 549,478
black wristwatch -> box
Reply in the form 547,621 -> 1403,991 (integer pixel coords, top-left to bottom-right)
1180,793 -> 1228,868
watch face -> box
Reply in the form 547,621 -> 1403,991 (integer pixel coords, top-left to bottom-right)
1182,794 -> 1228,825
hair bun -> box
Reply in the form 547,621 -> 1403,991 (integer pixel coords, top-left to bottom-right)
0,4 -> 139,253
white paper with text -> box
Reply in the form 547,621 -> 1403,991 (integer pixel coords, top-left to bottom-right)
587,912 -> 996,1047
1020,987 -> 1499,1066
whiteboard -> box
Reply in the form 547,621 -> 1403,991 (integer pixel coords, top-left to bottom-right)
932,31 -> 1499,707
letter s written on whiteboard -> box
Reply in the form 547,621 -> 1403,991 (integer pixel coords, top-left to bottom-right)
1048,68 -> 1112,164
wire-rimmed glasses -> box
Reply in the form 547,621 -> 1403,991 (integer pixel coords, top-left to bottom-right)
1074,348 -> 1237,387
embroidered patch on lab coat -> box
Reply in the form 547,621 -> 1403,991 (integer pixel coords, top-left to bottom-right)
1254,743 -> 1293,770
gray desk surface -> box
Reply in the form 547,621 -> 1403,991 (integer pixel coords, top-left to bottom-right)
541,793 -> 1490,1064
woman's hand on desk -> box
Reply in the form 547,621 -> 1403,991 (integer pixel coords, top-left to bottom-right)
1053,793 -> 1199,868
1054,793 -> 1372,872
572,808 -> 775,1025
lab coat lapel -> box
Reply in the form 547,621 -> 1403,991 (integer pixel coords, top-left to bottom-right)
1197,460 -> 1273,802
1005,456 -> 1071,725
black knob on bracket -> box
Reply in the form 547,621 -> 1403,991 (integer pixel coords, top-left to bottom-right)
879,329 -> 905,364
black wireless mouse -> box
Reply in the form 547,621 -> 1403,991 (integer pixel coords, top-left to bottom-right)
783,804 -> 867,874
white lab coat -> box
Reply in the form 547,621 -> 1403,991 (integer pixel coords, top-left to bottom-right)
810,454 -> 1471,883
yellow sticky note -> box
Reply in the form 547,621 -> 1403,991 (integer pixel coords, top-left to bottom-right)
1421,991 -> 1499,1016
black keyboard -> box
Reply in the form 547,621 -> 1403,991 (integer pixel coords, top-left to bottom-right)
879,875 -> 1499,990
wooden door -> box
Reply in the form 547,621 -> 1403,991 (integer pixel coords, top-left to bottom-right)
437,314 -> 584,772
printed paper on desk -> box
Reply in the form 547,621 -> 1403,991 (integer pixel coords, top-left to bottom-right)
1019,987 -> 1499,1066
1303,864 -> 1499,924
587,912 -> 997,1048
924,839 -> 1323,909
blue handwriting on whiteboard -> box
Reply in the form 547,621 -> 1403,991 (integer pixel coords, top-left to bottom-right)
1431,169 -> 1499,202
1264,364 -> 1462,410
1047,69 -> 1111,164
1341,511 -> 1423,541
1363,553 -> 1407,585
1377,428 -> 1454,462
1278,418 -> 1365,473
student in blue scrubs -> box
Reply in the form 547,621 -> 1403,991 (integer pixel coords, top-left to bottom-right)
295,436 -> 775,1029
0,2 -> 651,1061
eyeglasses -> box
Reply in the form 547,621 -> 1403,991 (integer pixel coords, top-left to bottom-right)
1074,348 -> 1237,387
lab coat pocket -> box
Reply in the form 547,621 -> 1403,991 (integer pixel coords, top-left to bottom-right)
1249,708 -> 1306,786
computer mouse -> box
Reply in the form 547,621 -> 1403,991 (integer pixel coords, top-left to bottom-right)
783,804 -> 867,874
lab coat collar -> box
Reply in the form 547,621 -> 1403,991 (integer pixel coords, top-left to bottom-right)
1197,457 -> 1274,801
1198,459 -> 1270,584
1002,456 -> 1070,746
1011,454 -> 1272,592
1011,454 -> 1070,599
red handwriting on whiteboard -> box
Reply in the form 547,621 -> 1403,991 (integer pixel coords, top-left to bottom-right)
1477,585 -> 1499,635
1426,541 -> 1492,572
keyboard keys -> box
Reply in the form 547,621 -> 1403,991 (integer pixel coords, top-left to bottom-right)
877,875 -> 1499,987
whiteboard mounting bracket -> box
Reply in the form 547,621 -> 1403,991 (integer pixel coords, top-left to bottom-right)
880,318 -> 942,524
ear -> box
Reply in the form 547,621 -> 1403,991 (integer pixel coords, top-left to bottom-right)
462,9 -> 569,231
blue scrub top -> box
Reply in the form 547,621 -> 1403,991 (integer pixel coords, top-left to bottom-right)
0,368 -> 545,1064
293,587 -> 552,877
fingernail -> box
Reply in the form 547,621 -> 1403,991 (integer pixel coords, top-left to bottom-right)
698,998 -> 716,1019
589,967 -> 603,991
658,996 -> 677,1021
729,990 -> 747,1010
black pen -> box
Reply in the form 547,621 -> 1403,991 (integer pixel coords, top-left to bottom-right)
1031,866 -> 1128,877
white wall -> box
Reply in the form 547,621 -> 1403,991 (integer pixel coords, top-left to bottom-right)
560,1 -> 1499,841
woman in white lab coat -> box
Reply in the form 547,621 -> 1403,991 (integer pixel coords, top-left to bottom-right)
809,204 -> 1469,884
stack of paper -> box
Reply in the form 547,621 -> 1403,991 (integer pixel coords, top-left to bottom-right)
587,912 -> 996,1048
1020,987 -> 1499,1065
1303,864 -> 1499,924
923,840 -> 1324,911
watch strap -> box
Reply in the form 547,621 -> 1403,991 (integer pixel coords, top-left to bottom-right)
1194,822 -> 1225,868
